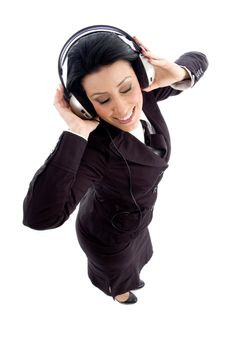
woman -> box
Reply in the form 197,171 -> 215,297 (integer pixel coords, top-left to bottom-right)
23,26 -> 208,304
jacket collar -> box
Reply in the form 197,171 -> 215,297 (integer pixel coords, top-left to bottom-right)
108,127 -> 168,168
98,105 -> 169,168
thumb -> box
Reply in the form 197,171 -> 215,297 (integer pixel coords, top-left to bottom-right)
142,86 -> 152,92
142,83 -> 159,92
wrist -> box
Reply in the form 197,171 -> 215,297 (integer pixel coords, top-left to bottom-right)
178,66 -> 190,81
68,129 -> 88,140
69,126 -> 90,139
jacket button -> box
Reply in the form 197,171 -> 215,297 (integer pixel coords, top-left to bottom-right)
153,186 -> 157,193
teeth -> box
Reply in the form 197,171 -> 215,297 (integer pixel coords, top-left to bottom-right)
117,107 -> 134,121
119,115 -> 131,121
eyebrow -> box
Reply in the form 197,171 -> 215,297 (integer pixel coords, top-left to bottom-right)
90,76 -> 132,97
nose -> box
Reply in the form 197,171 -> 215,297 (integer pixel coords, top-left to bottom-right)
112,96 -> 128,117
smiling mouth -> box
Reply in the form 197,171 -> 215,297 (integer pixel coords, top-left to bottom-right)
114,107 -> 135,124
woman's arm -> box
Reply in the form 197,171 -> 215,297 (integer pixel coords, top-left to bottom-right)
149,51 -> 209,101
23,131 -> 107,230
133,37 -> 208,101
23,88 -> 105,231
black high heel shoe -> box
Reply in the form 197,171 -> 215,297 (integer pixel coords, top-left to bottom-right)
115,292 -> 138,304
133,280 -> 145,290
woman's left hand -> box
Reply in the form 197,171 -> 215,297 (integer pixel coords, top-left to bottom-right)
133,36 -> 190,92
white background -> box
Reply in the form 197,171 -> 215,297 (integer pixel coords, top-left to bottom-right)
0,0 -> 232,349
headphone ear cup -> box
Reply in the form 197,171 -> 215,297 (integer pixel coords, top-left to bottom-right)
69,94 -> 96,120
139,54 -> 156,86
132,55 -> 155,89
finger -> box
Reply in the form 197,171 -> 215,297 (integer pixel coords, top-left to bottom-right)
143,86 -> 152,92
57,83 -> 64,92
147,58 -> 167,69
142,81 -> 160,92
141,49 -> 162,61
133,36 -> 149,52
55,84 -> 68,102
54,90 -> 69,110
142,85 -> 156,92
54,88 -> 62,106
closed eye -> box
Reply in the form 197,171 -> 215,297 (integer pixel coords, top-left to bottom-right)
121,85 -> 132,94
96,85 -> 132,105
98,98 -> 110,105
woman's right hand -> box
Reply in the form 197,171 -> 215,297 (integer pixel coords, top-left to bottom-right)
53,85 -> 99,139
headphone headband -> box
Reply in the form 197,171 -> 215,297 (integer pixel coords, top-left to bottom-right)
58,25 -> 141,69
58,25 -> 142,91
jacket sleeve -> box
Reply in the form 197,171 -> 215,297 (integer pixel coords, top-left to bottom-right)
23,131 -> 107,230
153,51 -> 209,102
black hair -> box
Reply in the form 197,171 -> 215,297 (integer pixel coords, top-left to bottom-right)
66,32 -> 139,96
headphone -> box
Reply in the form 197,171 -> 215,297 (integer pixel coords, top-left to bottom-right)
58,24 -> 155,120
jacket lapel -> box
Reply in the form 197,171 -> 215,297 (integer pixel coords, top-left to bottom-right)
140,119 -> 168,158
110,131 -> 168,168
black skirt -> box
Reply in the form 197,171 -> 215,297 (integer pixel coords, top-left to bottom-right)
76,223 -> 153,298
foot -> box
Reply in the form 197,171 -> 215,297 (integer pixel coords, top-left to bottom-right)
115,291 -> 137,304
133,279 -> 145,290
115,292 -> 130,302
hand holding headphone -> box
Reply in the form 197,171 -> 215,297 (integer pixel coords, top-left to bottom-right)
58,25 -> 156,120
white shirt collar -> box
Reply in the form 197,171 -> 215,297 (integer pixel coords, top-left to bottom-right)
129,111 -> 150,143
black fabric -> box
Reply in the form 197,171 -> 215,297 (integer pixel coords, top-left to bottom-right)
140,119 -> 166,157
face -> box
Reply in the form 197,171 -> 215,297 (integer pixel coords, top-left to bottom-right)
82,60 -> 143,132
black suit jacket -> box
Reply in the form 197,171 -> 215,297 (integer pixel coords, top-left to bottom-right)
23,51 -> 208,244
